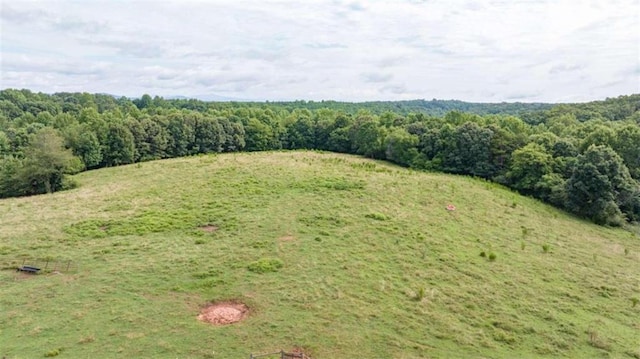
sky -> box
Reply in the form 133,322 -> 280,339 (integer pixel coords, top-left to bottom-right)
1,0 -> 639,102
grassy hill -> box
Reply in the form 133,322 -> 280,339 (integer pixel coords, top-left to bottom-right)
0,151 -> 638,358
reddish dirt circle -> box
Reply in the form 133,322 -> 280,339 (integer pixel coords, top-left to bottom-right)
197,302 -> 249,325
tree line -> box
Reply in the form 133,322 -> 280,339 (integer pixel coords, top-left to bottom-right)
1,89 -> 639,226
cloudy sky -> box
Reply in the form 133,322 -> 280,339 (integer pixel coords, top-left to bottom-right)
1,0 -> 638,102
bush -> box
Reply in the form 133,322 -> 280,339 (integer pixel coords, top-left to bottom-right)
44,348 -> 63,357
542,244 -> 550,253
365,212 -> 390,221
247,258 -> 284,273
488,252 -> 497,261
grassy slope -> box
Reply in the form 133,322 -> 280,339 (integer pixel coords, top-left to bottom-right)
0,151 -> 638,359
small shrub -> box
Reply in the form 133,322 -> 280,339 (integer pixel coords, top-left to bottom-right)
365,212 -> 390,221
193,278 -> 226,288
542,244 -> 550,253
488,252 -> 497,262
480,251 -> 487,258
61,177 -> 78,191
44,348 -> 63,357
624,248 -> 629,256
415,287 -> 426,301
250,240 -> 270,249
520,241 -> 526,250
247,258 -> 284,273
631,297 -> 639,307
194,239 -> 206,245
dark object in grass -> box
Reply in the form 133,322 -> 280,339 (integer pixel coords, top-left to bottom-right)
17,265 -> 40,274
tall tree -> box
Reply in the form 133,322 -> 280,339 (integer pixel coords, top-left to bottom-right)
566,145 -> 639,225
15,128 -> 80,195
441,122 -> 495,178
102,123 -> 135,166
506,143 -> 553,195
350,115 -> 386,158
384,128 -> 418,167
194,116 -> 224,153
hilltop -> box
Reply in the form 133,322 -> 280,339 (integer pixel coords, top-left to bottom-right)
0,151 -> 638,358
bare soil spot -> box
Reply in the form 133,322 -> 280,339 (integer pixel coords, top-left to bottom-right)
199,225 -> 219,233
14,271 -> 38,280
198,301 -> 249,325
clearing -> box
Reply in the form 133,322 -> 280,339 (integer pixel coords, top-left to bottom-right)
0,151 -> 638,358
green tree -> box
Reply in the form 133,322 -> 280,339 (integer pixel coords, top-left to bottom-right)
0,156 -> 22,198
612,124 -> 640,179
102,123 -> 135,166
536,173 -> 567,207
441,122 -> 494,178
506,143 -> 553,195
125,117 -> 146,162
384,128 -> 418,166
350,115 -> 386,158
566,145 -> 638,225
194,116 -> 224,153
579,125 -> 616,152
488,124 -> 526,176
139,117 -> 169,160
284,115 -> 316,149
14,128 -> 79,195
244,118 -> 275,151
326,114 -> 353,153
166,112 -> 196,157
4,127 -> 30,155
218,117 -> 245,152
0,131 -> 10,155
135,94 -> 153,109
64,125 -> 103,169
0,99 -> 23,119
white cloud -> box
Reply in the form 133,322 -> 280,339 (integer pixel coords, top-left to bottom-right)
0,0 -> 638,102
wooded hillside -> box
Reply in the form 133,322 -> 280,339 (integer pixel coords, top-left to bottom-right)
1,89 -> 639,226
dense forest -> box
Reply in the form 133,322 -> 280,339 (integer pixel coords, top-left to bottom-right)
1,89 -> 639,227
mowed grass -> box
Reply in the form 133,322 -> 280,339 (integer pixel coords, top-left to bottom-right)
1,151 -> 639,358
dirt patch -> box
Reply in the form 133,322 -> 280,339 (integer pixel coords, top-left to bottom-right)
279,234 -> 296,241
13,271 -> 38,280
197,301 -> 249,325
199,225 -> 219,233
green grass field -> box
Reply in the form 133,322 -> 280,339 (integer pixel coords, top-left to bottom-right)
1,151 -> 639,358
